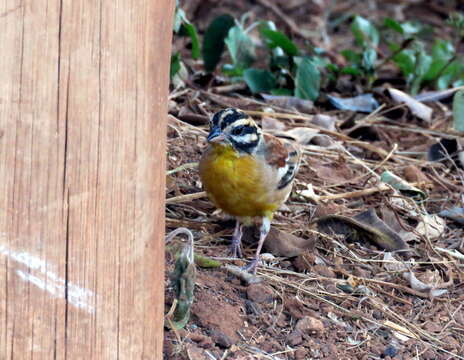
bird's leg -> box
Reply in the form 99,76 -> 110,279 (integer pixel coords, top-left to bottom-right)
244,217 -> 271,274
230,219 -> 243,258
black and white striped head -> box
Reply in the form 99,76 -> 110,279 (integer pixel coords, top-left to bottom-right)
207,108 -> 262,154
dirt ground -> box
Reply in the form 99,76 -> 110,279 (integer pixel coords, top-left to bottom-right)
164,1 -> 464,359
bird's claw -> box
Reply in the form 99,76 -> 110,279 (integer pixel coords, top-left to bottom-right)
230,241 -> 243,258
241,258 -> 259,274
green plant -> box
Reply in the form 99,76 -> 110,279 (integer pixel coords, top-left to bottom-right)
384,15 -> 464,93
202,16 -> 325,100
171,9 -> 464,97
171,2 -> 200,79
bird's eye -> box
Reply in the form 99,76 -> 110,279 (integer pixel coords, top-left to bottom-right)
231,126 -> 244,136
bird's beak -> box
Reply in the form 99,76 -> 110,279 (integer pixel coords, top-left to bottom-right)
207,128 -> 225,143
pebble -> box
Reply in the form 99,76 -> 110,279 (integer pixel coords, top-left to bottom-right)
294,347 -> 308,360
295,316 -> 325,334
210,330 -> 234,348
246,283 -> 274,303
286,330 -> 303,346
189,333 -> 214,348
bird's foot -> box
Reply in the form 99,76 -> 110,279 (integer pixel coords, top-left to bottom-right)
229,240 -> 243,258
230,221 -> 243,258
241,257 -> 260,274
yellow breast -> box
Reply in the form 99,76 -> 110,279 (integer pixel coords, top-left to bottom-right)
199,144 -> 277,218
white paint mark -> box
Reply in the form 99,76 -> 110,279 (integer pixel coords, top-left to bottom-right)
0,243 -> 95,313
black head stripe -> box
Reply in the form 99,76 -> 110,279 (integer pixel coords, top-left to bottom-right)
219,109 -> 248,130
231,124 -> 257,136
242,126 -> 257,135
230,137 -> 259,154
211,109 -> 227,127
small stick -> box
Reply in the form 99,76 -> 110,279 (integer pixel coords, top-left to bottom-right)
168,114 -> 208,135
167,162 -> 198,175
212,82 -> 247,94
373,123 -> 464,139
316,181 -> 431,201
317,184 -> 391,200
166,191 -> 207,204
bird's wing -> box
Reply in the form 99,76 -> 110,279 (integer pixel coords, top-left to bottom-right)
262,133 -> 301,190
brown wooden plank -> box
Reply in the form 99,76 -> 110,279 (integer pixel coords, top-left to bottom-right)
0,0 -> 173,358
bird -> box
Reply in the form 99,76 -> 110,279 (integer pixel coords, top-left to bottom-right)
199,108 -> 301,273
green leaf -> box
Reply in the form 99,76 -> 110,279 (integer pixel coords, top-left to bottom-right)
453,89 -> 464,132
411,51 -> 432,95
173,6 -> 200,59
225,25 -> 256,69
311,55 -> 330,69
260,29 -> 299,56
384,18 -> 404,34
351,15 -> 379,47
424,59 -> 449,81
182,23 -> 200,59
243,68 -> 276,93
270,55 -> 290,69
437,61 -> 463,90
362,48 -> 377,72
341,66 -> 362,76
294,57 -> 320,101
259,21 -> 285,58
341,49 -> 361,65
202,14 -> 235,72
393,49 -> 416,77
453,78 -> 464,87
327,63 -> 339,73
388,42 -> 401,52
437,72 -> 452,90
421,40 -> 456,83
401,21 -> 423,35
170,52 -> 181,79
221,63 -> 243,77
173,7 -> 186,33
432,39 -> 455,61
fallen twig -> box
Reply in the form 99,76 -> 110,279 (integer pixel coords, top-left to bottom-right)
166,191 -> 207,204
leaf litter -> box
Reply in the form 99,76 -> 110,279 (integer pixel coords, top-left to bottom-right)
165,1 -> 464,359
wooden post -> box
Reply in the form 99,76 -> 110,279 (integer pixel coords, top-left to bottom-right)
0,0 -> 173,358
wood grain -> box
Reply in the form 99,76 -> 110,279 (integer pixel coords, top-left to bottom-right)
0,0 -> 173,358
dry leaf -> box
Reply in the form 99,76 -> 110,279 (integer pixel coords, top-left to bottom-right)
311,114 -> 336,131
263,227 -> 315,257
328,93 -> 379,113
415,214 -> 445,239
316,209 -> 409,252
388,88 -> 433,123
383,252 -> 407,272
262,116 -> 286,131
286,127 -> 335,147
299,183 -> 319,202
402,271 -> 448,297
261,94 -> 314,113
